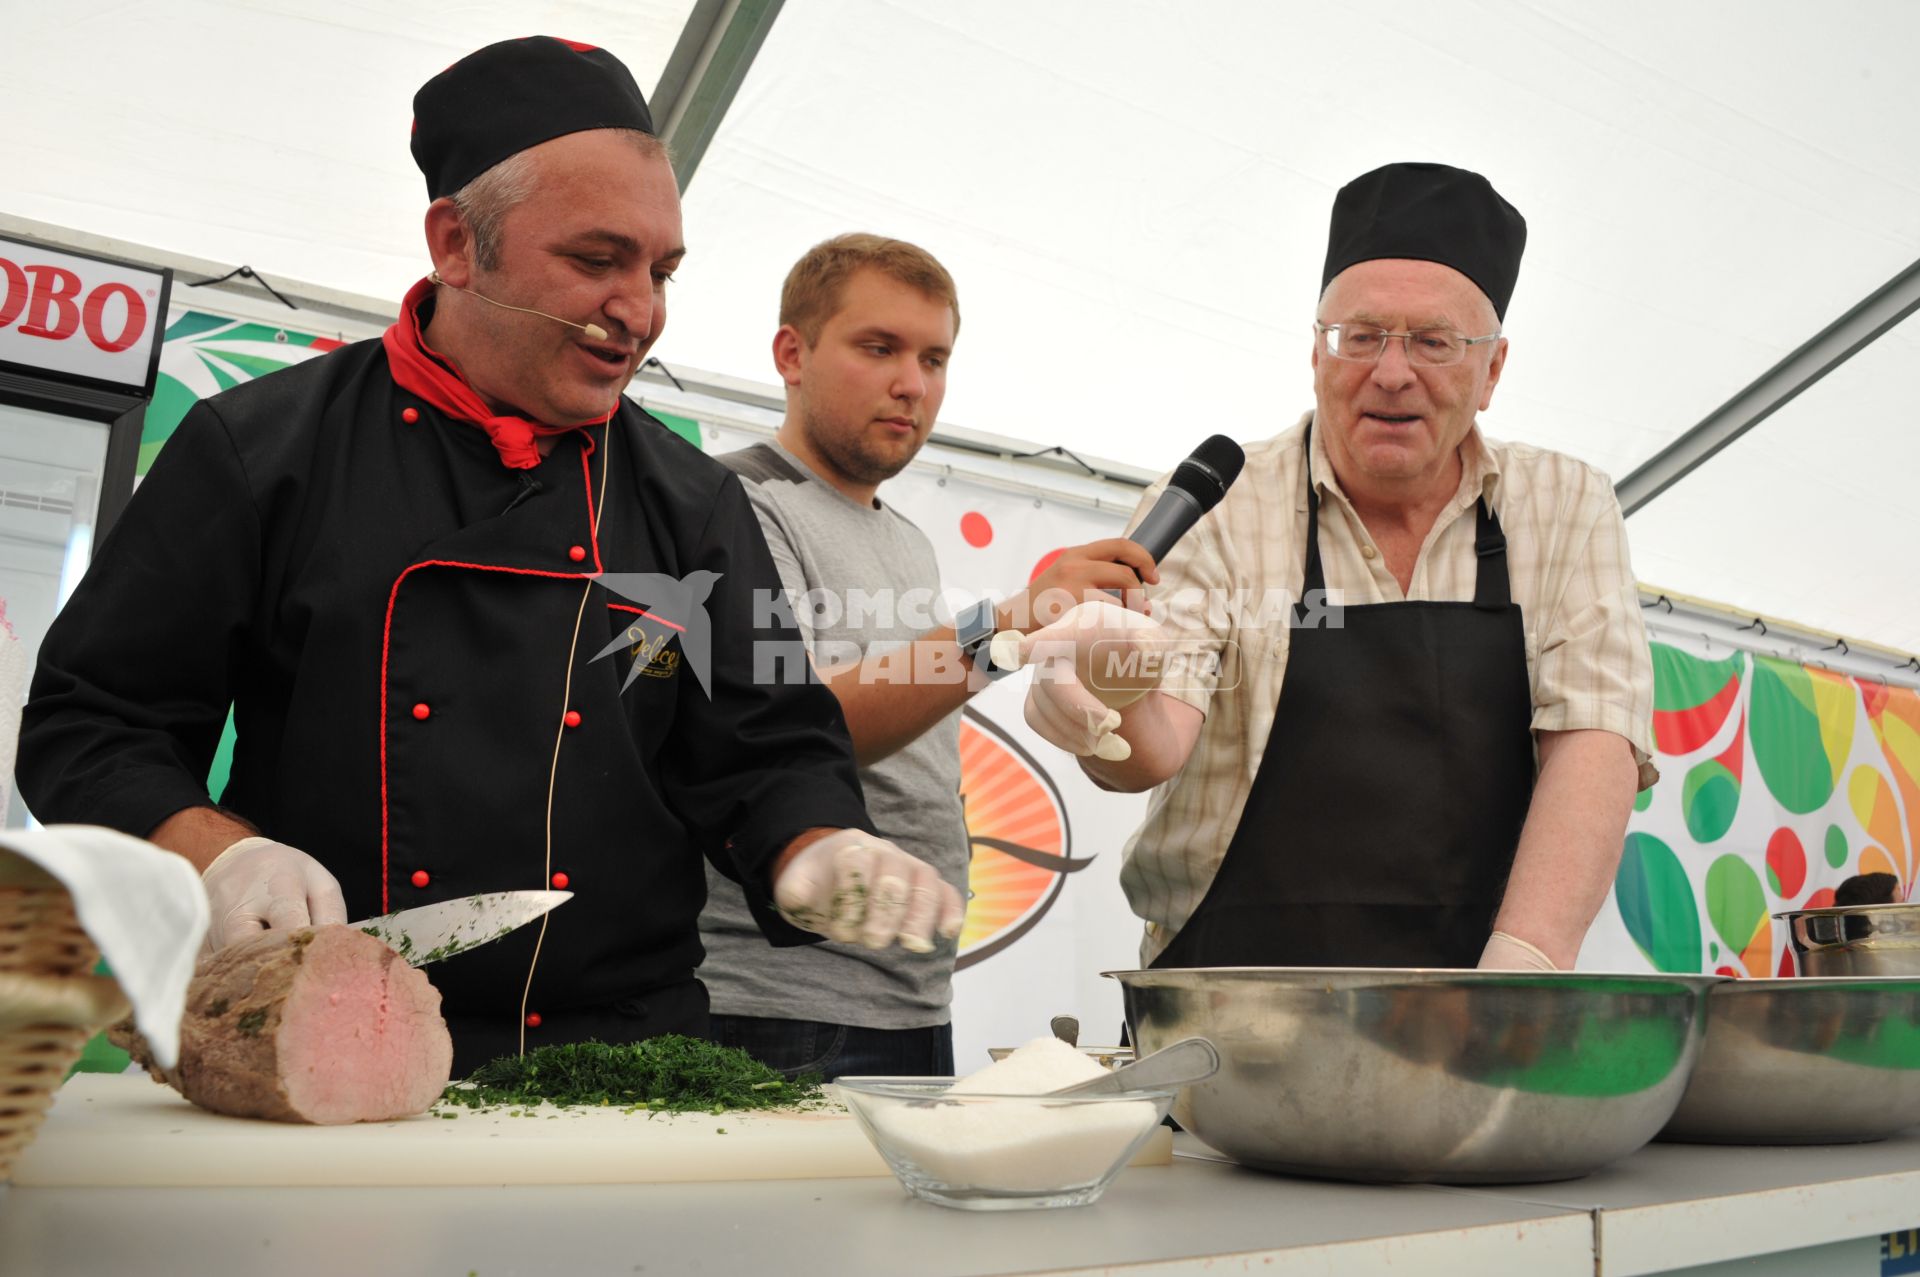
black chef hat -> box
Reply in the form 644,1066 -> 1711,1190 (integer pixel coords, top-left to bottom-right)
411,36 -> 656,200
1321,162 -> 1527,321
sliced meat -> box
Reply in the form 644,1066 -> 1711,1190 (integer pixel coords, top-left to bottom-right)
112,925 -> 453,1124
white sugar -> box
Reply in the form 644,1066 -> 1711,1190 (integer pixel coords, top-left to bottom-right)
949,1036 -> 1107,1095
865,1037 -> 1160,1194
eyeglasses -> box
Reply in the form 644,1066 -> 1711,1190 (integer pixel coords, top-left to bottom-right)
1314,321 -> 1501,367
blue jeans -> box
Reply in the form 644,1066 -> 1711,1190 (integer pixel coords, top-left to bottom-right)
710,1013 -> 954,1082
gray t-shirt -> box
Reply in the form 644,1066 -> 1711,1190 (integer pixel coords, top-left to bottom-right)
698,440 -> 967,1029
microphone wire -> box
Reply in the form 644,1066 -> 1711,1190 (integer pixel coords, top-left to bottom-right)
428,270 -> 609,342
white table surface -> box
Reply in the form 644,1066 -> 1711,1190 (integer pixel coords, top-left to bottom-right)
7,1130 -> 1919,1277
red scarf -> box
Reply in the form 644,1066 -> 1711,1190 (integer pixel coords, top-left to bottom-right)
382,277 -> 613,470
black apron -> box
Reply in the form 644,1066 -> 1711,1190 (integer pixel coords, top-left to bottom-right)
1151,426 -> 1535,970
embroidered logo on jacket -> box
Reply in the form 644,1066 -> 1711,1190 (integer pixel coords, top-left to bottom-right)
591,571 -> 720,696
627,629 -> 682,680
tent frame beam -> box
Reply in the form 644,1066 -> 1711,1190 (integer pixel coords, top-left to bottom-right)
1618,255 -> 1920,516
652,0 -> 785,191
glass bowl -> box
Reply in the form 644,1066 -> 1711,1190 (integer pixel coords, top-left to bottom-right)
833,1076 -> 1173,1210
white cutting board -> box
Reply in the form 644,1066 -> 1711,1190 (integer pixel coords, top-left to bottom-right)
13,1074 -> 1171,1188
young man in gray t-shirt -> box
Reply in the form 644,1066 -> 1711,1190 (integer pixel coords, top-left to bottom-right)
701,234 -> 1156,1078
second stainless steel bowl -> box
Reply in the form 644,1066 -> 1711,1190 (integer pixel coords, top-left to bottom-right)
1660,976 -> 1920,1144
1112,967 -> 1718,1184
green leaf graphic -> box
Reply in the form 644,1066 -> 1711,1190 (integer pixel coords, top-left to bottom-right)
1825,824 -> 1849,869
1706,855 -> 1765,961
1615,833 -> 1702,973
1750,658 -> 1836,813
1681,759 -> 1740,843
1652,644 -> 1745,712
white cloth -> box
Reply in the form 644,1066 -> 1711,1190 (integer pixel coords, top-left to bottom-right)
0,826 -> 209,1069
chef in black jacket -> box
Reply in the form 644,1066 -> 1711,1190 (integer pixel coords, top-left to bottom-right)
17,36 -> 964,1073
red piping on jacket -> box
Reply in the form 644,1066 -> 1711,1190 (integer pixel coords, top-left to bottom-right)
376,431 -> 607,911
606,601 -> 687,633
577,435 -> 605,574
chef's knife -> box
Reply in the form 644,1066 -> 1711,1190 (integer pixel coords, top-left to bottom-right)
349,891 -> 572,967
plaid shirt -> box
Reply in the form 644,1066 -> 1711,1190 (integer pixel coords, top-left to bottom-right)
1121,412 -> 1656,962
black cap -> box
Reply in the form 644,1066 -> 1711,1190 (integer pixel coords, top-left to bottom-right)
411,36 -> 656,200
1321,162 -> 1527,320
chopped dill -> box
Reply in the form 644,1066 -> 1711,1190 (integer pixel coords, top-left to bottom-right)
437,1035 -> 821,1115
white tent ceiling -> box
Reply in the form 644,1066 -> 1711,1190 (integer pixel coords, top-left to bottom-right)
7,0 -> 1918,649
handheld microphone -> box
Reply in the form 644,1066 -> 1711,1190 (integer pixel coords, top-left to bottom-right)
991,436 -> 1246,714
428,270 -> 609,342
1053,435 -> 1246,713
1129,435 -> 1247,565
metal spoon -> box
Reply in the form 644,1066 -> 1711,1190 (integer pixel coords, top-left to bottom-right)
1047,1036 -> 1219,1097
1050,1014 -> 1081,1047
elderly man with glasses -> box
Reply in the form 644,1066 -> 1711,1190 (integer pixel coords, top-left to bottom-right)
1018,162 -> 1658,974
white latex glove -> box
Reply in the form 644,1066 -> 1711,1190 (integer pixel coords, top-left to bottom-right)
1477,930 -> 1558,971
992,600 -> 1170,762
200,836 -> 348,953
773,829 -> 965,954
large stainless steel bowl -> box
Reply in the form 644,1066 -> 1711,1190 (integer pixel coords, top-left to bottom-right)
1111,967 -> 1718,1184
1660,976 -> 1920,1144
1778,903 -> 1920,976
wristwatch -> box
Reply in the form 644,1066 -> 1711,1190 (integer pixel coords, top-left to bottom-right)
955,598 -> 1014,681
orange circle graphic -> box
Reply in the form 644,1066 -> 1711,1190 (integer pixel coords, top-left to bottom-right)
957,710 -> 1081,968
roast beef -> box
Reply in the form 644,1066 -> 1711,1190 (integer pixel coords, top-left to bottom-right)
113,925 -> 453,1124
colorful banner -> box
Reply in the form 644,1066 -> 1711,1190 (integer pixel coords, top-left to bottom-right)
141,311 -> 347,476
1586,630 -> 1918,976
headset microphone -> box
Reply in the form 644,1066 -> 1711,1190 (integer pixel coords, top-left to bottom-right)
428,270 -> 610,342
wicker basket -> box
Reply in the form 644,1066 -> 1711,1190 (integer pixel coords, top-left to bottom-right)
0,864 -> 129,1181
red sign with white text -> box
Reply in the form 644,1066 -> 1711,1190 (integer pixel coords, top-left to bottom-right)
0,236 -> 170,394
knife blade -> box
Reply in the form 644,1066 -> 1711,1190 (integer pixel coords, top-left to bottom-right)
348,891 -> 572,967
